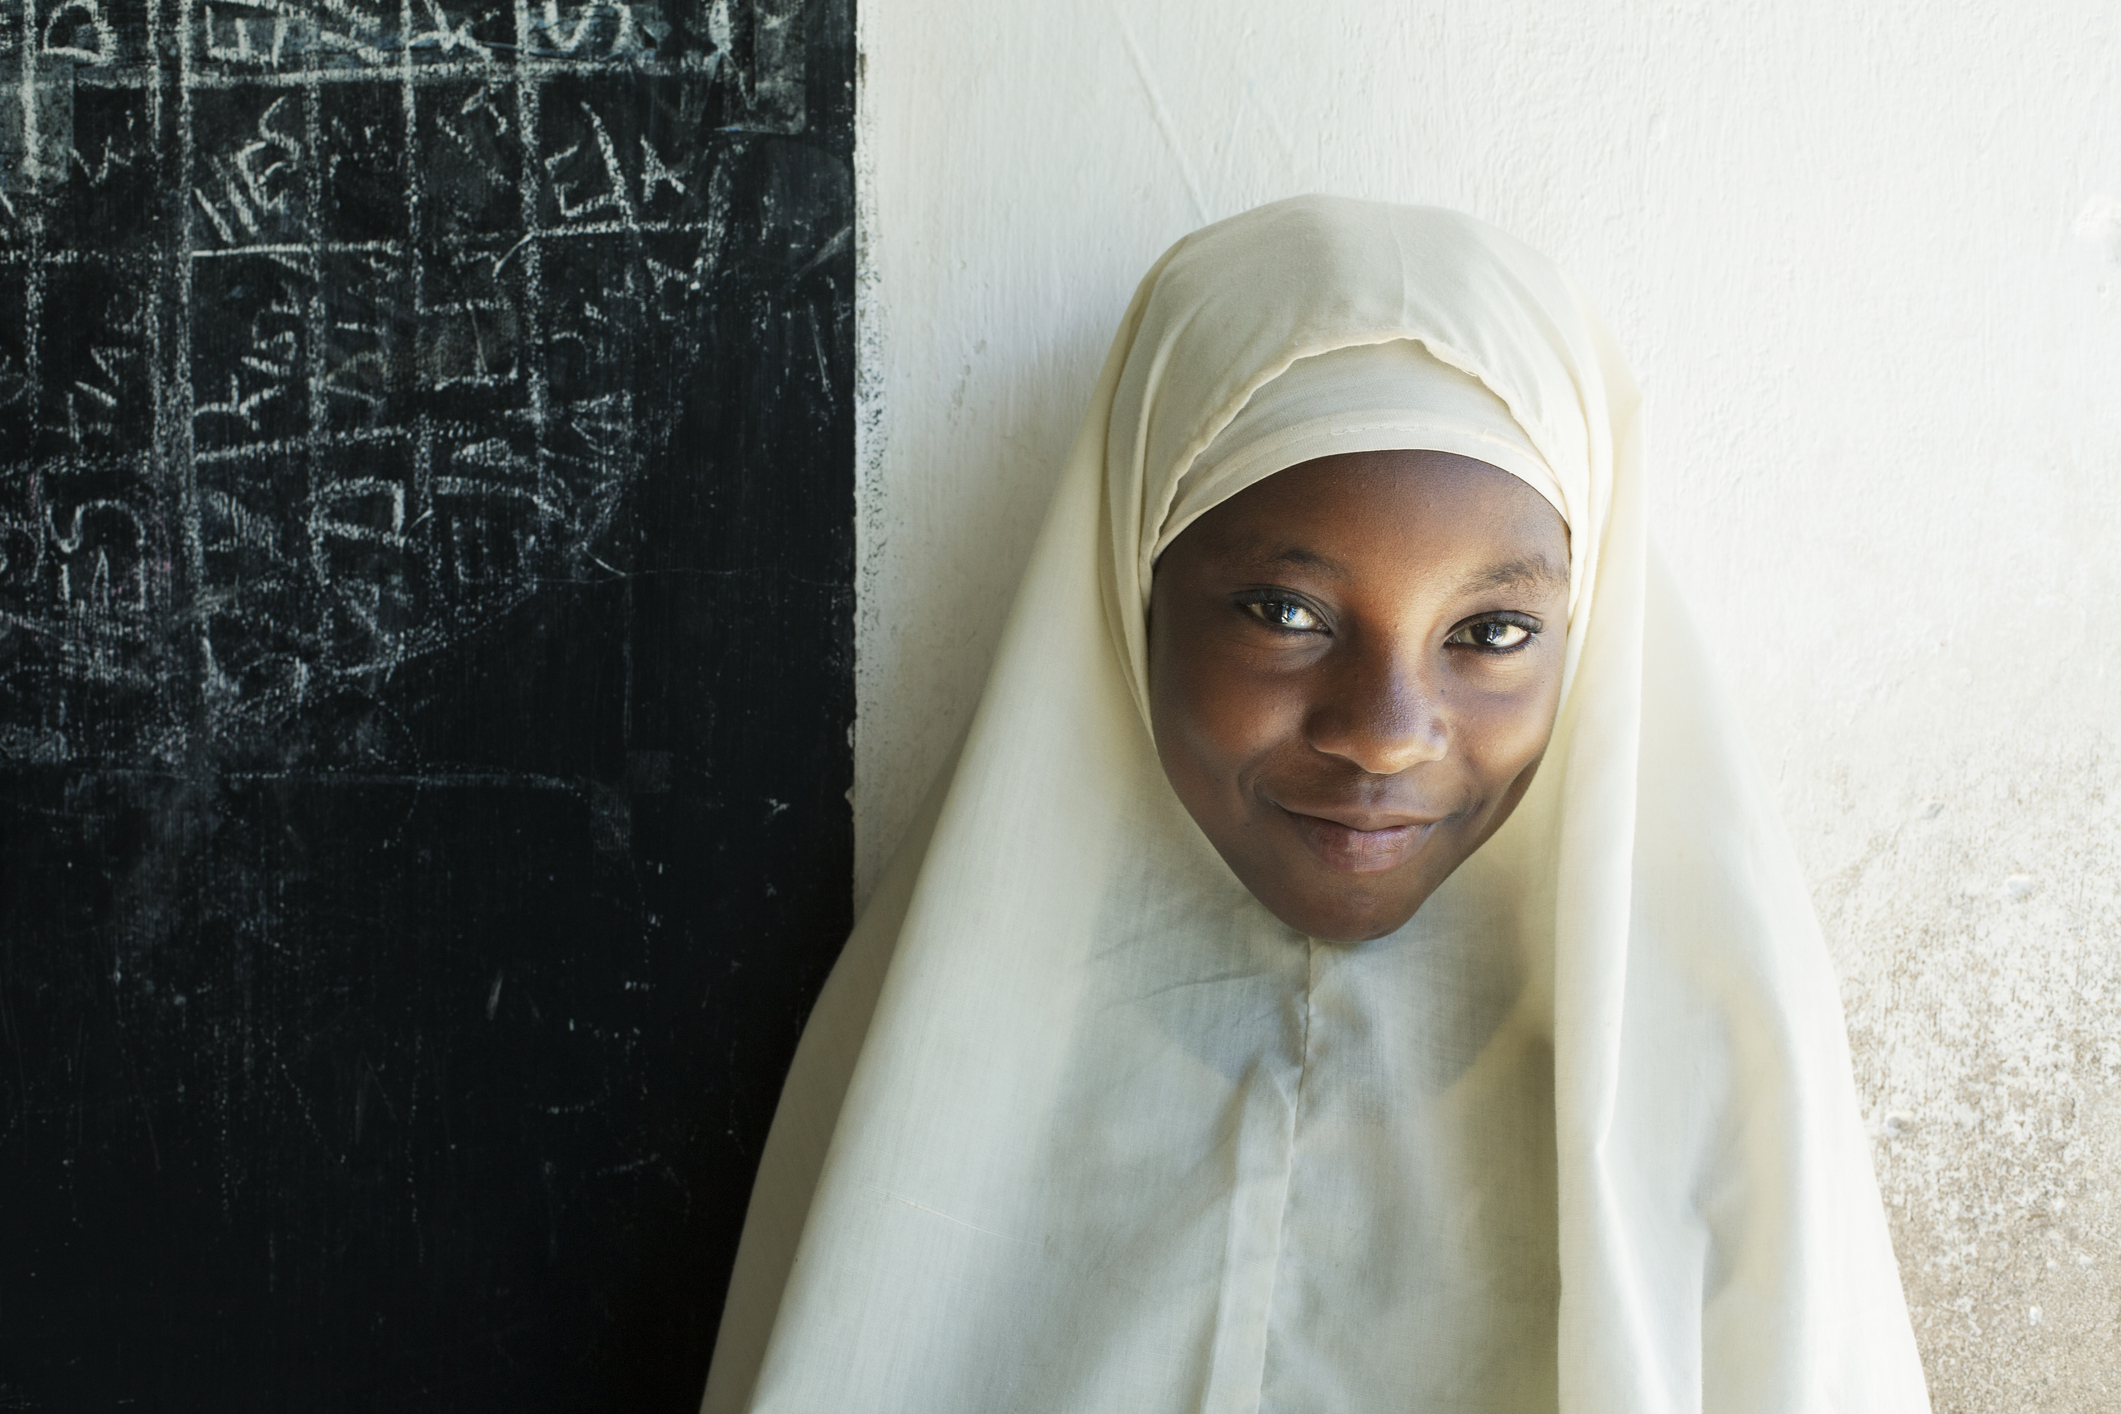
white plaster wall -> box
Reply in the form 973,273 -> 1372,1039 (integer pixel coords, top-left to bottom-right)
853,1 -> 2121,1402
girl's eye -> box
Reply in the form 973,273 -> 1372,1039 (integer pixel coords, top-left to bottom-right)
1448,618 -> 1535,651
1243,598 -> 1326,633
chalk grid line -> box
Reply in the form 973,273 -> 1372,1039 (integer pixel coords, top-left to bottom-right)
0,0 -> 801,761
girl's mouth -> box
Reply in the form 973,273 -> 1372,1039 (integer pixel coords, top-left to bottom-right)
1278,806 -> 1443,875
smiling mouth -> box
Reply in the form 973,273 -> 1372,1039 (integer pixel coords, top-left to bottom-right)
1276,805 -> 1445,876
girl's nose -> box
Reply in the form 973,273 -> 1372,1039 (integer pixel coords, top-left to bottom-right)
1304,642 -> 1448,776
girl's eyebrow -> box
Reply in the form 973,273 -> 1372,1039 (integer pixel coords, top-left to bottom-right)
1235,543 -> 1350,580
1459,555 -> 1565,595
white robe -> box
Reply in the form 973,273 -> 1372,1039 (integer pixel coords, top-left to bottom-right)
703,195 -> 1930,1414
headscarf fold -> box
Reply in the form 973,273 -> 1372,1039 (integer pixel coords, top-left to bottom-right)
703,195 -> 1929,1414
1165,339 -> 1566,584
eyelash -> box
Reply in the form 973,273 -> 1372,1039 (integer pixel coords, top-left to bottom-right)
1445,613 -> 1542,653
1239,595 -> 1329,633
1238,596 -> 1542,653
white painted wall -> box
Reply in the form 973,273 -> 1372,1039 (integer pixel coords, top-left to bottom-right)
853,1 -> 2121,1402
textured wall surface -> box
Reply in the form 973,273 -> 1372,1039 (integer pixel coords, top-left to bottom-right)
854,0 -> 2121,1404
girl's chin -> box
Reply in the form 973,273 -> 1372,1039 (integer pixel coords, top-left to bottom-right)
1265,878 -> 1435,944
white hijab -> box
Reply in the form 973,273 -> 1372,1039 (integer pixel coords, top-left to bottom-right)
703,196 -> 1929,1414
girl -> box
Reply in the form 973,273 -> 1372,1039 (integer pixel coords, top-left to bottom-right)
703,196 -> 1929,1414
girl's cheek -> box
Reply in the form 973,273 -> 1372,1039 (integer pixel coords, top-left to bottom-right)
1185,656 -> 1284,755
1460,689 -> 1556,772
1195,697 -> 1273,772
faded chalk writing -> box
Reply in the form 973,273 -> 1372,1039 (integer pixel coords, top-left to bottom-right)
0,0 -> 807,761
0,0 -> 851,1401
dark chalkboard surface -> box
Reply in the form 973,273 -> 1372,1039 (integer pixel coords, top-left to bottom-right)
0,0 -> 853,1405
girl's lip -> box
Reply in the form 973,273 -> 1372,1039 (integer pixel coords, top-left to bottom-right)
1277,805 -> 1443,875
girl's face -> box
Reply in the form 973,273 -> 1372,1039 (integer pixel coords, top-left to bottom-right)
1148,450 -> 1569,942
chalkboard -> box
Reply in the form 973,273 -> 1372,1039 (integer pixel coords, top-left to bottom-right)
0,0 -> 852,1405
